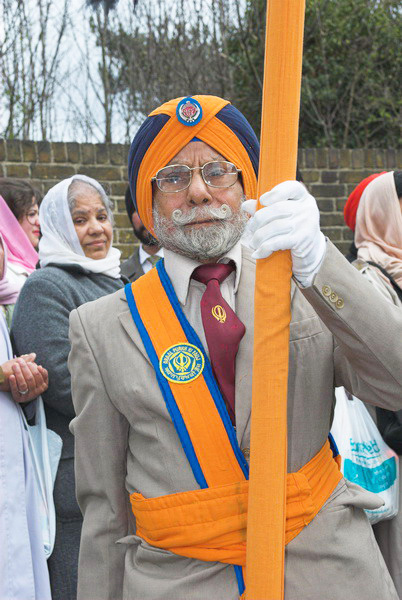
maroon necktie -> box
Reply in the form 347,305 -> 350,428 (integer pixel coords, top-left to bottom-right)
192,263 -> 245,424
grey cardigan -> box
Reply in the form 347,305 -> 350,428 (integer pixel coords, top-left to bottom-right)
11,263 -> 125,458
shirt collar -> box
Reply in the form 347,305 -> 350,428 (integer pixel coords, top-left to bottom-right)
164,241 -> 242,306
139,244 -> 164,265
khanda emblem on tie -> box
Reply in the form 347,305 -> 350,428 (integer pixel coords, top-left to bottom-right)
212,304 -> 226,324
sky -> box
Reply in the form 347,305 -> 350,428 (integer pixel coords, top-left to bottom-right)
0,0 -> 139,143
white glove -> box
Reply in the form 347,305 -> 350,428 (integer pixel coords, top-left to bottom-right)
242,180 -> 326,288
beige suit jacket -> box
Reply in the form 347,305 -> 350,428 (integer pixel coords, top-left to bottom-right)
69,241 -> 402,600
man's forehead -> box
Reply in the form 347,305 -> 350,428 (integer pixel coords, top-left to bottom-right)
167,141 -> 225,166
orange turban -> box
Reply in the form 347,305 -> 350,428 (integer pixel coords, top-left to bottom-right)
128,95 -> 259,235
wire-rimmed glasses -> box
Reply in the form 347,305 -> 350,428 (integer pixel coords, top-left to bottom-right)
152,161 -> 241,193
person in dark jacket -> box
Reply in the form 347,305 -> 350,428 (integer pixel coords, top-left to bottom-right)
11,174 -> 126,600
121,186 -> 163,281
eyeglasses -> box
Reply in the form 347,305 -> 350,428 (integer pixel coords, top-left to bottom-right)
25,206 -> 39,225
152,161 -> 241,193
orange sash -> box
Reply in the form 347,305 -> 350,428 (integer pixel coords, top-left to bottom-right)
125,263 -> 342,595
130,440 -> 342,566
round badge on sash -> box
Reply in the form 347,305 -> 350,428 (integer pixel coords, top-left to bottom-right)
176,97 -> 202,126
160,343 -> 205,384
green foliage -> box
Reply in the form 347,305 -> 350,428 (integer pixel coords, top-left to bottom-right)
90,0 -> 400,146
102,1 -> 236,128
228,0 -> 401,147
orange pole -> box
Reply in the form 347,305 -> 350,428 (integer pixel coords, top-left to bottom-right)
245,1 -> 305,599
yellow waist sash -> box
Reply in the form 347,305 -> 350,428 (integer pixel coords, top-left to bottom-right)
125,264 -> 342,592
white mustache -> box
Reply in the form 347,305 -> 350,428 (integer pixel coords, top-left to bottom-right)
171,204 -> 232,226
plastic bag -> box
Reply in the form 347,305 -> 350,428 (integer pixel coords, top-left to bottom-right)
330,387 -> 399,524
22,396 -> 63,558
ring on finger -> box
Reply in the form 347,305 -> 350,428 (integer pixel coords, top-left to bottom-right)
18,388 -> 29,396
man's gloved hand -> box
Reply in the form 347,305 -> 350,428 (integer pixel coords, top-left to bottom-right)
241,180 -> 327,288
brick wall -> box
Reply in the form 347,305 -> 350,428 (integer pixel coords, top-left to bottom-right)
298,148 -> 400,254
0,140 -> 400,258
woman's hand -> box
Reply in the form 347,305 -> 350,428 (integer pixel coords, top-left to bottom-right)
0,354 -> 49,402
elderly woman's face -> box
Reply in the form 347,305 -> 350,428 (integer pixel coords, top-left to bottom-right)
71,187 -> 112,259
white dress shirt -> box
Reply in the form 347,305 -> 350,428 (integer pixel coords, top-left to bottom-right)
139,245 -> 164,274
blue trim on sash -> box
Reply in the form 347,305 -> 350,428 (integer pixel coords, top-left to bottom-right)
156,259 -> 249,479
328,432 -> 339,458
234,565 -> 246,595
124,283 -> 208,489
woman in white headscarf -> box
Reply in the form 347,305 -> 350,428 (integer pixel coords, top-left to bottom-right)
11,175 -> 127,600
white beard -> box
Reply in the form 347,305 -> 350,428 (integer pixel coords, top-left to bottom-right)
153,203 -> 248,262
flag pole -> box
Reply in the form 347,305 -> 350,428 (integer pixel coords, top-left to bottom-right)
246,2 -> 306,598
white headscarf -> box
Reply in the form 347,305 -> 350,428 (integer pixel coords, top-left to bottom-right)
39,175 -> 121,279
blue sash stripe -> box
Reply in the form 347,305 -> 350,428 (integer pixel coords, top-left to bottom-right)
328,431 -> 339,458
124,283 -> 208,489
234,565 -> 246,595
156,260 -> 249,479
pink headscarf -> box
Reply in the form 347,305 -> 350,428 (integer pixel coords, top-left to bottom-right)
355,171 -> 402,287
0,234 -> 20,304
0,195 -> 38,273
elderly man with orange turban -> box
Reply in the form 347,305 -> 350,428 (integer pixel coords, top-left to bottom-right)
69,96 -> 401,600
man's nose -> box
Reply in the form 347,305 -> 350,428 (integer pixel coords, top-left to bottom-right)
186,170 -> 212,206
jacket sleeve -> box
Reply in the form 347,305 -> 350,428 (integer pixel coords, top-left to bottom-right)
68,307 -> 130,600
11,274 -> 74,419
376,408 -> 402,455
301,241 -> 402,411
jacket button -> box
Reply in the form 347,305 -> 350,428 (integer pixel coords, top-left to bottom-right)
322,285 -> 331,297
329,291 -> 338,303
336,298 -> 344,309
242,447 -> 250,461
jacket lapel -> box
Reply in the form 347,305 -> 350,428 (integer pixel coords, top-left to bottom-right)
117,295 -> 152,366
235,248 -> 255,448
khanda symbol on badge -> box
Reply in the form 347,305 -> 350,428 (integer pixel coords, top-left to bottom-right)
212,304 -> 226,324
160,343 -> 204,383
172,351 -> 194,373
